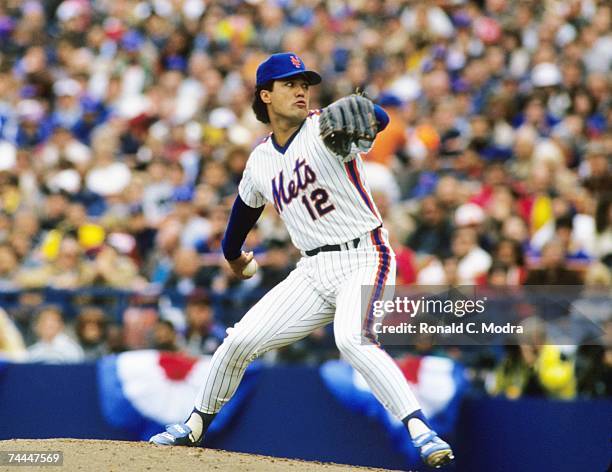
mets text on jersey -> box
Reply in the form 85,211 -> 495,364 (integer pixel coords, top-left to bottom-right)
271,158 -> 317,212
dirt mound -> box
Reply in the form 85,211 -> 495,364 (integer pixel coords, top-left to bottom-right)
0,439 -> 399,472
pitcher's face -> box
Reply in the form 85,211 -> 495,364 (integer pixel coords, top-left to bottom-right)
261,77 -> 310,125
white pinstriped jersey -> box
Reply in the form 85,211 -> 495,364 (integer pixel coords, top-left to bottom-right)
238,110 -> 382,252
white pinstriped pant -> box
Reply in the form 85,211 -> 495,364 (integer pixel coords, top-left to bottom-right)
195,227 -> 421,420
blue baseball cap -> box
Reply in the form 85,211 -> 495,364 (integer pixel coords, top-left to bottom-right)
172,186 -> 194,203
165,55 -> 187,72
378,92 -> 403,108
122,30 -> 144,52
256,53 -> 321,87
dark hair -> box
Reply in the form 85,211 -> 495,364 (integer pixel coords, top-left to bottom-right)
495,238 -> 525,267
488,261 -> 510,276
570,89 -> 596,115
187,291 -> 210,307
252,82 -> 274,124
75,306 -> 108,339
555,214 -> 574,230
595,196 -> 611,234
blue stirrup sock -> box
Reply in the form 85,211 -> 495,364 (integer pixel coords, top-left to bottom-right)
185,408 -> 217,442
402,409 -> 434,440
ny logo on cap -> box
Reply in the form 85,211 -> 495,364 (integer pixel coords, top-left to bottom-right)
290,55 -> 302,68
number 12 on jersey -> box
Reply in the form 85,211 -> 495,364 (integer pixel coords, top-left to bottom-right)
301,188 -> 335,220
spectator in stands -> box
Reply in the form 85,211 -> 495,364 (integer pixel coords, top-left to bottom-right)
581,144 -> 612,197
491,239 -> 526,285
593,197 -> 612,265
28,306 -> 84,363
39,191 -> 70,232
142,159 -> 174,226
0,243 -> 19,289
417,254 -> 461,286
525,240 -> 582,285
17,236 -> 95,289
148,219 -> 182,285
199,160 -> 236,201
169,186 -> 211,251
75,307 -> 108,360
452,227 -> 492,284
164,247 -> 211,299
151,320 -> 179,352
406,196 -> 453,257
500,215 -> 530,246
487,263 -> 512,287
197,206 -> 228,257
454,201 -> 492,251
555,215 -> 592,264
12,210 -> 41,250
105,324 -> 127,354
85,130 -> 131,198
491,345 -> 539,399
529,215 -> 592,265
90,244 -> 143,289
366,93 -> 407,167
183,295 -> 225,356
575,344 -> 612,398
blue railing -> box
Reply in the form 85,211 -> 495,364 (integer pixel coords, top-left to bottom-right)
0,286 -> 268,326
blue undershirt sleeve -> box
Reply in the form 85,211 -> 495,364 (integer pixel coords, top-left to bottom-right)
373,104 -> 389,132
222,195 -> 265,261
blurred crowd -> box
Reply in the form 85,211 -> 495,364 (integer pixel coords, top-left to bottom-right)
0,0 -> 610,399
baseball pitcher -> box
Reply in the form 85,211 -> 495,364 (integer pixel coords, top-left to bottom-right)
150,53 -> 454,468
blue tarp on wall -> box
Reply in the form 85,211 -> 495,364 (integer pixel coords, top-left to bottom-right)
0,362 -> 610,471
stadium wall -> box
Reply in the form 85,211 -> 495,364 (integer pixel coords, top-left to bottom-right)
0,363 -> 610,471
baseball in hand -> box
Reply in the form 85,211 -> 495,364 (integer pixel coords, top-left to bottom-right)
242,258 -> 258,277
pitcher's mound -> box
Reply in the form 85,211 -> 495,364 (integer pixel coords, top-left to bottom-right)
0,439 -> 399,471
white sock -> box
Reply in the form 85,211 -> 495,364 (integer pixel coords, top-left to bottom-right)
185,412 -> 203,442
407,418 -> 431,439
